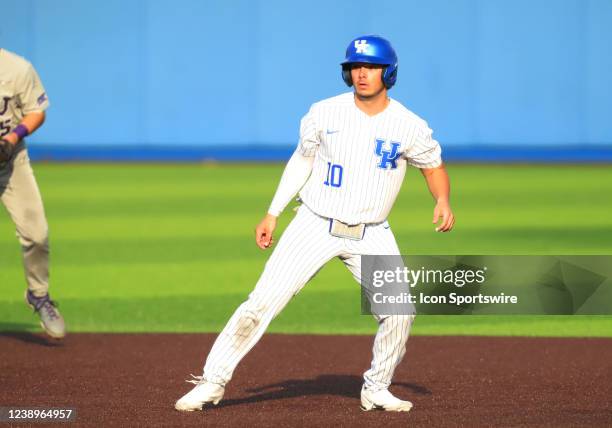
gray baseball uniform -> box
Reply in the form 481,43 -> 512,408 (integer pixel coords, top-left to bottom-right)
0,48 -> 51,298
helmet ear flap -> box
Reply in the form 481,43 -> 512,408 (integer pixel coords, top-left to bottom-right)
342,65 -> 353,87
382,64 -> 398,89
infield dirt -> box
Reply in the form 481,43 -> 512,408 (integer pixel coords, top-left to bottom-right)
1,333 -> 611,427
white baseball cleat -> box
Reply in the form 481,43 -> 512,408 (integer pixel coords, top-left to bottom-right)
175,375 -> 225,411
360,386 -> 413,412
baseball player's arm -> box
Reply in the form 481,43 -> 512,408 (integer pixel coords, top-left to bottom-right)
255,150 -> 315,249
2,111 -> 45,145
420,164 -> 455,232
0,112 -> 45,161
2,61 -> 49,152
403,124 -> 453,232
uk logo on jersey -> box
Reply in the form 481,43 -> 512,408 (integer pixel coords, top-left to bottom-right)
375,139 -> 401,169
355,40 -> 369,54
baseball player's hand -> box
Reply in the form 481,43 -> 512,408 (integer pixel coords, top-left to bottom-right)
255,214 -> 277,249
0,138 -> 15,162
432,199 -> 455,232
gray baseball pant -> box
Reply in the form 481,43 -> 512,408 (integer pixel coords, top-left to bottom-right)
0,149 -> 49,297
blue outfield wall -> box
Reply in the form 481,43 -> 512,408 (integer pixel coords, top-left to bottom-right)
2,0 -> 612,162
27,145 -> 612,163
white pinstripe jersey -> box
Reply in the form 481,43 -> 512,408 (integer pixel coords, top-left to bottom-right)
297,92 -> 442,225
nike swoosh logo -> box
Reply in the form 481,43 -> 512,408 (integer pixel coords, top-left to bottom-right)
326,130 -> 340,135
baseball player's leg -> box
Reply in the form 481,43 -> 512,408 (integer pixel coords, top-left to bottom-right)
202,206 -> 341,385
340,223 -> 415,393
362,313 -> 415,391
0,150 -> 49,296
0,150 -> 64,339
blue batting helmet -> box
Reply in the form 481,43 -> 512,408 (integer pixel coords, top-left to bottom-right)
341,35 -> 398,89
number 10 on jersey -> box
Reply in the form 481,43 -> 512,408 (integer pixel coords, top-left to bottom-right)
324,162 -> 343,188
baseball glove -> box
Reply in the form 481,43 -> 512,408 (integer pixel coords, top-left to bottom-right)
0,138 -> 15,162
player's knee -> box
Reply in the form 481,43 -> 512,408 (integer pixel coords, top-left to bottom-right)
233,301 -> 266,338
17,223 -> 49,249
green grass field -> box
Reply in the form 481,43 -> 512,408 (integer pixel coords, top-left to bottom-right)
1,163 -> 611,336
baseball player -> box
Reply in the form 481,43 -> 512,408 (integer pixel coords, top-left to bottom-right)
0,48 -> 65,339
176,35 -> 454,412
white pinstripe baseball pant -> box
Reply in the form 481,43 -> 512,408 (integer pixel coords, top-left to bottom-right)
203,205 -> 415,391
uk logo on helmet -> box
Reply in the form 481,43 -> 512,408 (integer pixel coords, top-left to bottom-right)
355,40 -> 369,54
